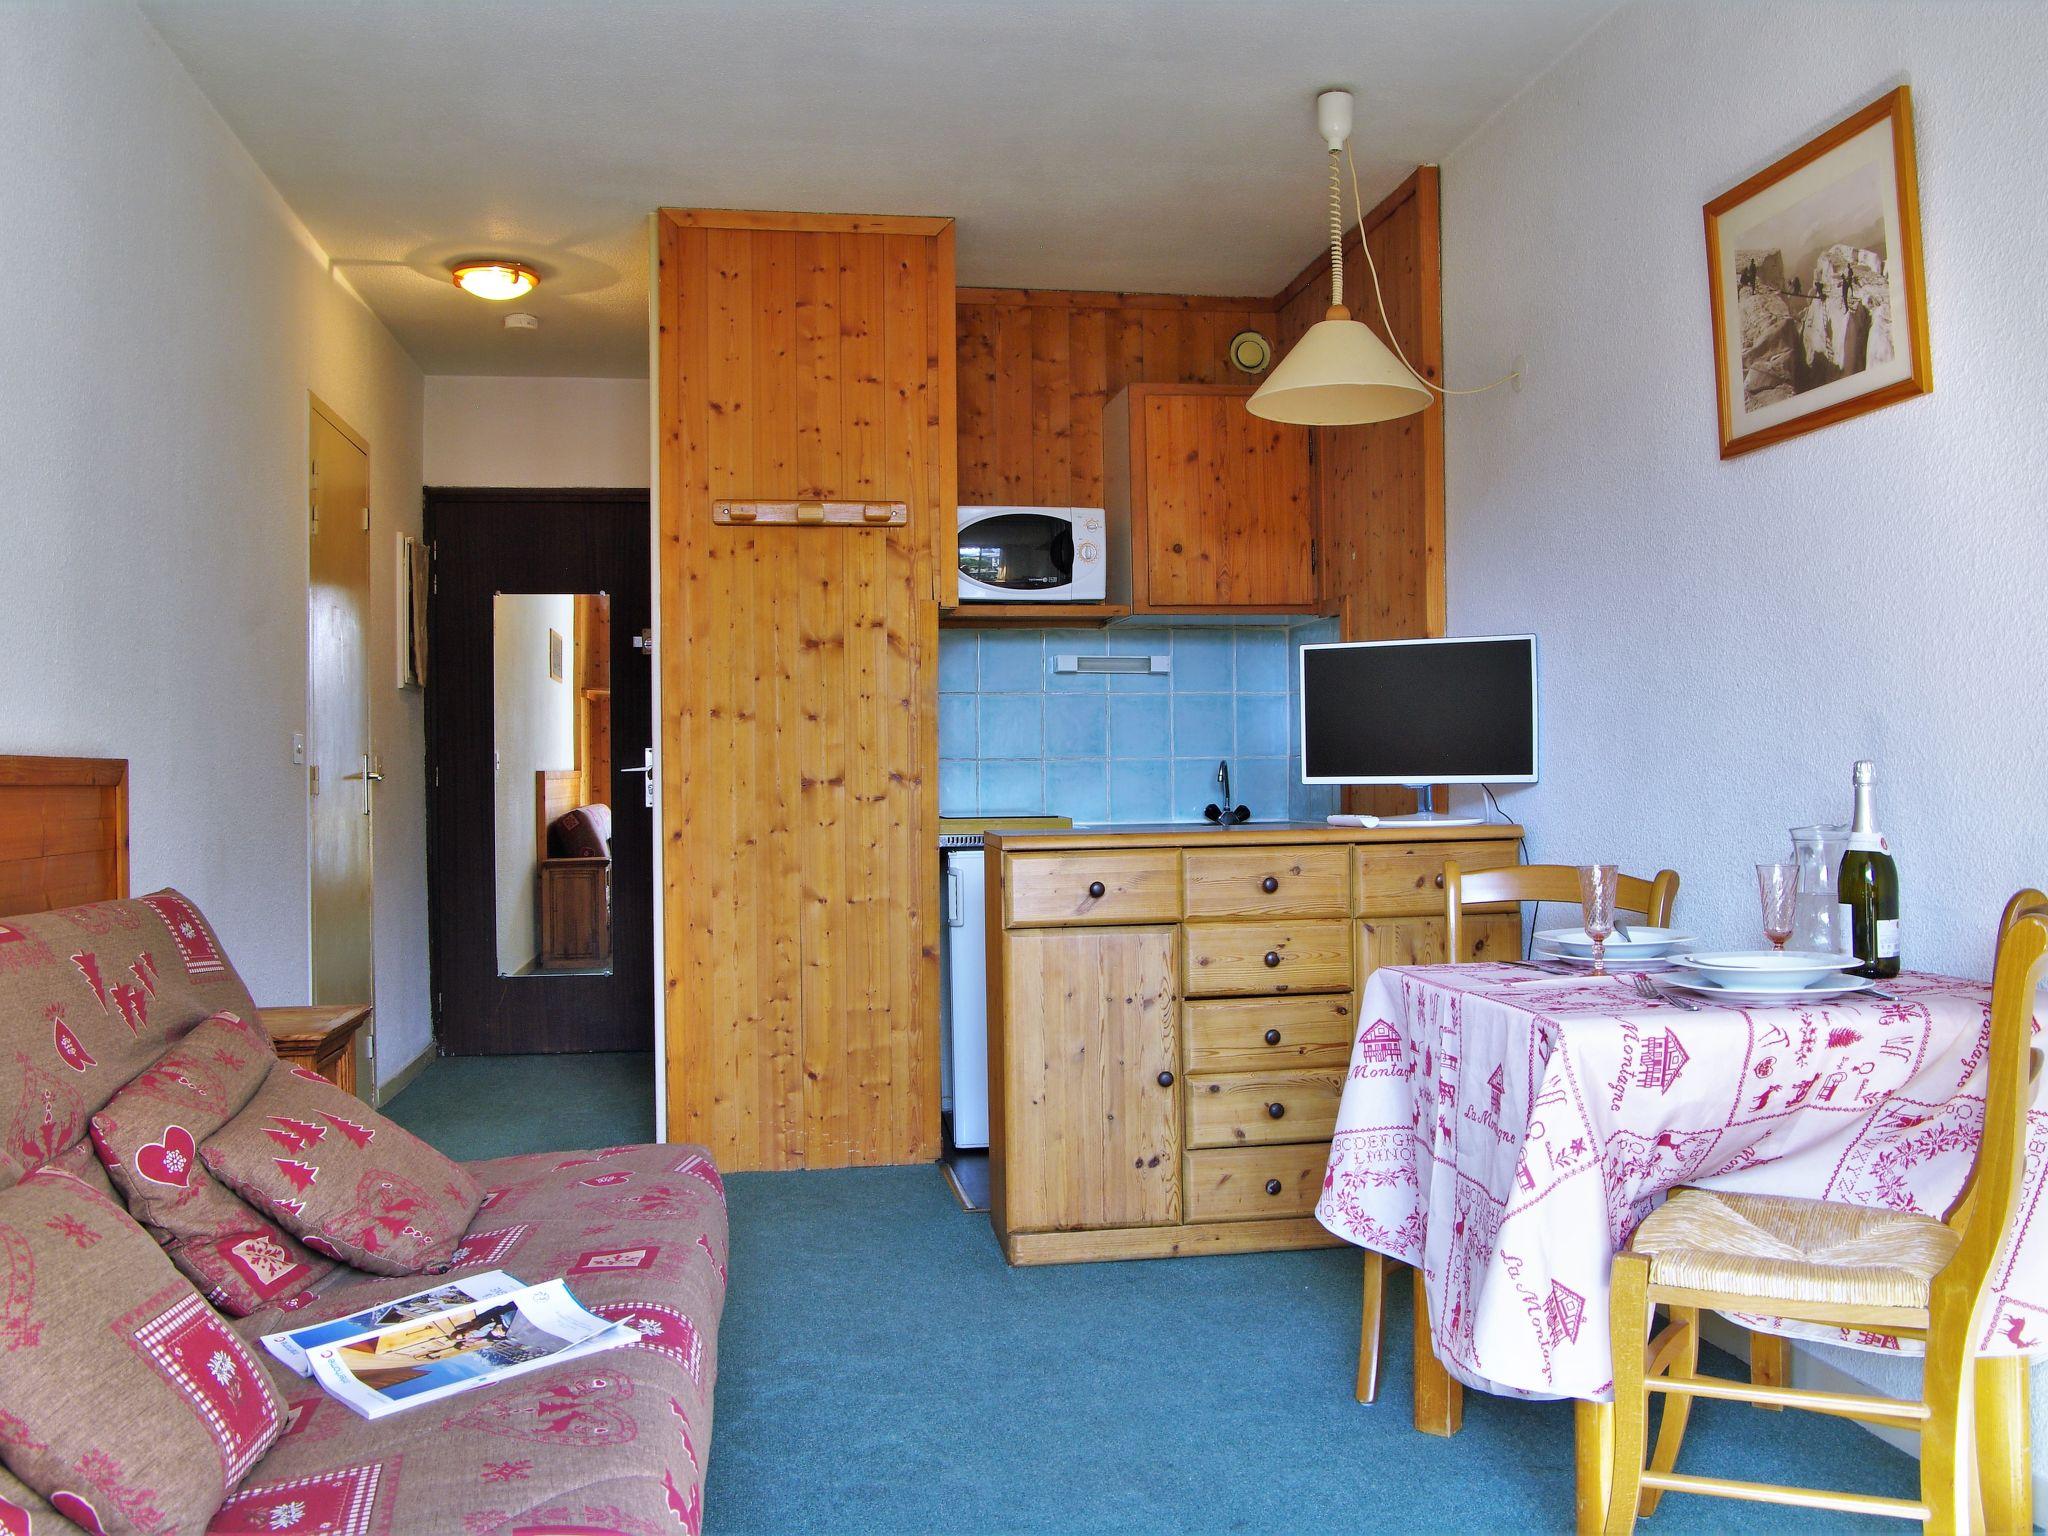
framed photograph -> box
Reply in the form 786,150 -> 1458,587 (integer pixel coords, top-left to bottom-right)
1704,85 -> 1931,458
395,533 -> 429,690
547,628 -> 565,682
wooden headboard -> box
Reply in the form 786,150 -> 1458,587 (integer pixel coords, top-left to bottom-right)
0,756 -> 129,917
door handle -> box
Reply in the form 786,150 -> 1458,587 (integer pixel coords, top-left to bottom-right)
944,867 -> 962,927
342,754 -> 383,816
617,747 -> 655,808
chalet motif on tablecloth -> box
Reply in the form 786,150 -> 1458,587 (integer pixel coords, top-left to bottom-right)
1318,962 -> 2048,1400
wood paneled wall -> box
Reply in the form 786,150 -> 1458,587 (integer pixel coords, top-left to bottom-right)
657,210 -> 952,1171
955,290 -> 1276,509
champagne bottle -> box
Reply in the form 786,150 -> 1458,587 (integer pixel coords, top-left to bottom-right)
1837,760 -> 1900,978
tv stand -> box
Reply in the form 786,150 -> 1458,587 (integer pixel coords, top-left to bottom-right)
1325,784 -> 1485,830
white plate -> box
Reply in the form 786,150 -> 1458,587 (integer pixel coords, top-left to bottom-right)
1530,944 -> 1681,972
1661,972 -> 1876,1006
1535,927 -> 1693,959
1671,950 -> 1862,989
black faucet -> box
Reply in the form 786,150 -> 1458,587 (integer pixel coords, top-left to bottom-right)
1204,759 -> 1252,825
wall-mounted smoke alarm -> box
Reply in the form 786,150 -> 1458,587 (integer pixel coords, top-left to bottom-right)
504,312 -> 540,331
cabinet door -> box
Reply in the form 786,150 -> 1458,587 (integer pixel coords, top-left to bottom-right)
1140,392 -> 1313,609
1002,926 -> 1181,1231
1356,913 -> 1521,990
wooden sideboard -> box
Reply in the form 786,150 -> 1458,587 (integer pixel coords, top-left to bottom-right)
983,823 -> 1523,1265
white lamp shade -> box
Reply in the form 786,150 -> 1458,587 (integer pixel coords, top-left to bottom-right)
1246,316 -> 1434,425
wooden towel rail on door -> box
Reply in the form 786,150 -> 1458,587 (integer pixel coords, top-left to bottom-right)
0,755 -> 129,916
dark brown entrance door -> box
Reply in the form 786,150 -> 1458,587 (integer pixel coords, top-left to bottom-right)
424,489 -> 652,1055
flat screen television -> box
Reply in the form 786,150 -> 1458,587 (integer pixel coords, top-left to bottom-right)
1299,635 -> 1538,821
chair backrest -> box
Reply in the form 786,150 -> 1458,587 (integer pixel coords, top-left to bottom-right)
1939,888 -> 2048,1233
1932,892 -> 2048,1335
1444,861 -> 1680,960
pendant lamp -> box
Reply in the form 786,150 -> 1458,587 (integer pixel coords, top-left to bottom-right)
1247,91 -> 1433,425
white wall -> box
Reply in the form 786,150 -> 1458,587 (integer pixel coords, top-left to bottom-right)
1441,0 -> 2048,1480
424,376 -> 649,487
491,593 -> 577,973
0,3 -> 430,1092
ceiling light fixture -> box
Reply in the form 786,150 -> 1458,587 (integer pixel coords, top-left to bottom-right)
1249,90 -> 1517,426
451,260 -> 540,301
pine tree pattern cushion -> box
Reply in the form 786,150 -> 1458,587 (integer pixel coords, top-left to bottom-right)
89,1012 -> 334,1315
0,889 -> 260,1183
0,1163 -> 284,1535
201,1060 -> 481,1276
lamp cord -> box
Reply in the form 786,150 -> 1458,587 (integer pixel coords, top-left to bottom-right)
1328,149 -> 1345,310
1344,145 -> 1519,397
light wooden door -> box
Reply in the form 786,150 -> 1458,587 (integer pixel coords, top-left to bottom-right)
1001,925 -> 1181,1232
308,402 -> 375,1089
1128,385 -> 1314,609
658,211 -> 952,1170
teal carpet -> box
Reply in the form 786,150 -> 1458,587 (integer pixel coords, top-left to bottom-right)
383,1051 -> 655,1159
390,1058 -> 1922,1535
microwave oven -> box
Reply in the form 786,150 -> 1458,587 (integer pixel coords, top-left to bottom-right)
957,506 -> 1107,603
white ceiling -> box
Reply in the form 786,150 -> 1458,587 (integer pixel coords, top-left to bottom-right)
142,0 -> 1612,378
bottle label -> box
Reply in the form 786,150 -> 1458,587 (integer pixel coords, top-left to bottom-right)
1846,832 -> 1888,853
1840,904 -> 1902,960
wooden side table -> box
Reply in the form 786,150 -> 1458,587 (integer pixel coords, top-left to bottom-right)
262,1003 -> 372,1095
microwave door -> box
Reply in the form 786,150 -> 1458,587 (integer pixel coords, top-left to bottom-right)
958,512 -> 1074,595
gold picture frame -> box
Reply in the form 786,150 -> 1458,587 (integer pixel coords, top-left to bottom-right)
1704,85 -> 1931,458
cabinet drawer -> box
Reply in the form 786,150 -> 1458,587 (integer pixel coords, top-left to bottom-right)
1005,851 -> 1180,927
1183,920 -> 1351,997
1186,1069 -> 1342,1149
1353,840 -> 1521,916
1183,996 -> 1354,1072
1184,1145 -> 1329,1221
1183,846 -> 1349,919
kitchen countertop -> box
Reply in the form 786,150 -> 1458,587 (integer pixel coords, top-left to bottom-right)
983,820 -> 1523,850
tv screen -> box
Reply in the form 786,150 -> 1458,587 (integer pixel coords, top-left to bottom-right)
1300,636 -> 1538,785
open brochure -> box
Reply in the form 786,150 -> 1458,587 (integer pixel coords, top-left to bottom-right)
282,1278 -> 636,1420
261,1270 -> 529,1377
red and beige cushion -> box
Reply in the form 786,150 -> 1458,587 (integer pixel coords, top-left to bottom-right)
90,1013 -> 333,1315
0,1164 -> 284,1535
0,889 -> 259,1182
202,1061 -> 481,1276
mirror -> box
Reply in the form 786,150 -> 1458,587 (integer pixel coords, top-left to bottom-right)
494,592 -> 613,977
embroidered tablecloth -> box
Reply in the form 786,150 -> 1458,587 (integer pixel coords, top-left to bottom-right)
1315,964 -> 2048,1401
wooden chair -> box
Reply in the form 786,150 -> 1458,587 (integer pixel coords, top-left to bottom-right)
1601,889 -> 2048,1535
1355,860 -> 1681,1421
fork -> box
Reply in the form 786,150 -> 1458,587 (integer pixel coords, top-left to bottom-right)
1632,971 -> 1700,1012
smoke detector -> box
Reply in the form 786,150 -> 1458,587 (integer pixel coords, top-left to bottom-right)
504,312 -> 540,332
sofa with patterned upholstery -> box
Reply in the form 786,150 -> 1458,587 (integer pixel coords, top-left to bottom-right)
0,889 -> 724,1536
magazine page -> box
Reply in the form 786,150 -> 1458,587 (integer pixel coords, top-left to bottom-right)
305,1279 -> 634,1420
261,1270 -> 526,1377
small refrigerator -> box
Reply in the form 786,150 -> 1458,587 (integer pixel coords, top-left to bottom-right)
939,838 -> 990,1148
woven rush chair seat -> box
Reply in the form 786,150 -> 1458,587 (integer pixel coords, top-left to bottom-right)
1632,1188 -> 1959,1311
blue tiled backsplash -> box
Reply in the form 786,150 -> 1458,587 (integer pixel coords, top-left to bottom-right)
939,619 -> 1340,824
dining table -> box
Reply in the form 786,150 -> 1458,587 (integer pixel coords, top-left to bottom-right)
1315,959 -> 2048,1520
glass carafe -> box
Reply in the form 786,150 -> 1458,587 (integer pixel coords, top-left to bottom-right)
1789,824 -> 1850,953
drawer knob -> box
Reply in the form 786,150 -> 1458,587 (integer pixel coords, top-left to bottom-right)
1261,876 -> 1279,893
1157,1070 -> 1175,1088
1264,950 -> 1282,968
1264,1178 -> 1284,1196
1267,1101 -> 1286,1120
1087,880 -> 1106,899
1264,1028 -> 1282,1045
1434,873 -> 1445,889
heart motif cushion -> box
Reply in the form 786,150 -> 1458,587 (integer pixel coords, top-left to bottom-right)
203,1060 -> 481,1276
90,1013 -> 333,1314
0,1165 -> 284,1535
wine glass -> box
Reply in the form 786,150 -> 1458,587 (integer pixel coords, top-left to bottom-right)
1577,864 -> 1621,976
1757,862 -> 1800,951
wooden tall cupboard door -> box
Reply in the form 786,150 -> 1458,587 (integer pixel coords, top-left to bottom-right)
657,210 -> 955,1171
1102,383 -> 1314,611
999,926 -> 1181,1232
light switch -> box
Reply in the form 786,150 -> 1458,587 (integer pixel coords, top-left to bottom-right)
291,732 -> 306,766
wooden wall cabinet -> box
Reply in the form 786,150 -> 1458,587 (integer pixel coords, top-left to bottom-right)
987,825 -> 1521,1265
656,208 -> 955,1170
1101,383 -> 1316,613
